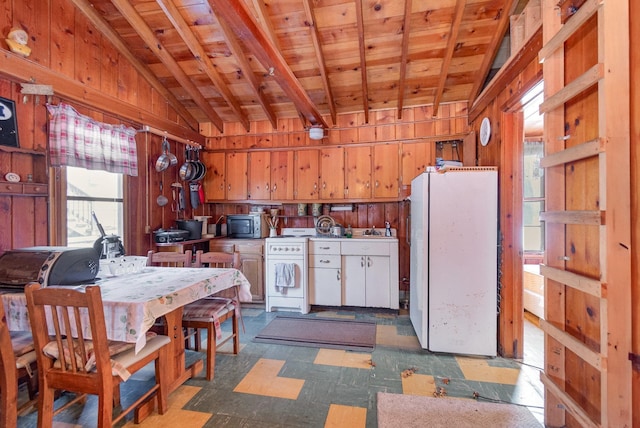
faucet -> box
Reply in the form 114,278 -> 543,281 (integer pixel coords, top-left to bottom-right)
370,226 -> 381,236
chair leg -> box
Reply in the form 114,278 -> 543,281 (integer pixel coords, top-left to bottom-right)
232,313 -> 240,355
156,347 -> 169,414
38,385 -> 56,428
206,323 -> 216,381
195,329 -> 203,351
97,387 -> 114,428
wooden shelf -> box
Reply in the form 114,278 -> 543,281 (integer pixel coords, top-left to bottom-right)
0,181 -> 48,196
0,145 -> 46,156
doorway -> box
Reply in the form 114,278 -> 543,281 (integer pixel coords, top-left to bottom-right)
521,81 -> 544,370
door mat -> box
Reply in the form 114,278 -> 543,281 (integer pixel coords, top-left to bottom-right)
377,393 -> 541,428
253,315 -> 376,352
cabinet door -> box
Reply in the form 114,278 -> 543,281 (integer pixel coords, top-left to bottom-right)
226,152 -> 248,200
271,151 -> 294,200
202,152 -> 226,201
309,267 -> 342,306
294,149 -> 319,199
320,147 -> 344,199
342,255 -> 366,306
365,256 -> 390,307
373,144 -> 399,198
239,253 -> 264,302
401,141 -> 432,186
345,146 -> 371,199
248,151 -> 271,200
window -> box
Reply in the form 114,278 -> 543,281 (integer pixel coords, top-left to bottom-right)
66,167 -> 124,248
523,140 -> 544,253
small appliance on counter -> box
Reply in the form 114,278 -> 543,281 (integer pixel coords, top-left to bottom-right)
153,228 -> 190,243
176,219 -> 202,240
91,211 -> 125,259
226,213 -> 269,239
0,246 -> 99,287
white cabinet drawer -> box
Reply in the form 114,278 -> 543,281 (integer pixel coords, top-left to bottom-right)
309,254 -> 341,268
310,240 -> 341,255
341,241 -> 390,256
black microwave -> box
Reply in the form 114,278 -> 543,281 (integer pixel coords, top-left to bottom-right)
226,213 -> 269,239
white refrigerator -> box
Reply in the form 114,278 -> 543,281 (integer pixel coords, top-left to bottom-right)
409,167 -> 498,356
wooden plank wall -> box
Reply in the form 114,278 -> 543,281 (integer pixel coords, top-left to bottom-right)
0,0 -> 199,255
631,0 -> 640,424
469,53 -> 543,358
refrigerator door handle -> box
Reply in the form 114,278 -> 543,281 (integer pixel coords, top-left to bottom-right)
406,214 -> 411,246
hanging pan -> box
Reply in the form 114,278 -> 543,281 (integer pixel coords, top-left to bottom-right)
179,147 -> 196,181
155,138 -> 171,172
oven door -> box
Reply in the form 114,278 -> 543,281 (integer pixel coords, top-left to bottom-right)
265,255 -> 309,314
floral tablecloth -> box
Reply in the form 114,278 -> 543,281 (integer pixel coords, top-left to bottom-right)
1,267 -> 252,353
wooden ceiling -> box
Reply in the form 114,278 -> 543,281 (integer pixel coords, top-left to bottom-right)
74,0 -> 515,132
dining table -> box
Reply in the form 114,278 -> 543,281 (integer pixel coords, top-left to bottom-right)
1,266 -> 253,395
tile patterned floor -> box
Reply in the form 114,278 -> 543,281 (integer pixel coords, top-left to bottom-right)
16,307 -> 544,427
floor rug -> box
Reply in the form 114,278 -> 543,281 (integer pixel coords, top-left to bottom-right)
253,315 -> 376,351
377,392 -> 541,428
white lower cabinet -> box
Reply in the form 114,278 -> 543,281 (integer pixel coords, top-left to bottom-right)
309,238 -> 399,309
341,240 -> 398,309
342,255 -> 390,307
309,240 -> 341,306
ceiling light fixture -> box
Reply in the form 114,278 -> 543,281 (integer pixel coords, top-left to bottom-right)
309,126 -> 324,140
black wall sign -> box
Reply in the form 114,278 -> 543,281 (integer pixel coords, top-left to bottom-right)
0,97 -> 19,148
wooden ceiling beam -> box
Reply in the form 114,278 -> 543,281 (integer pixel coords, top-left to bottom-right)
302,0 -> 336,126
433,0 -> 466,116
68,0 -> 199,131
215,15 -> 278,130
354,0 -> 370,124
397,0 -> 412,119
156,0 -> 250,131
250,0 -> 308,129
206,0 -> 328,129
467,0 -> 518,106
108,0 -> 225,132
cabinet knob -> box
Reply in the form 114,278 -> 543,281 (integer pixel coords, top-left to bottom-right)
273,183 -> 277,191
337,269 -> 341,281
265,183 -> 269,191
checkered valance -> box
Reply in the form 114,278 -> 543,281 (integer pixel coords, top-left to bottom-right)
47,103 -> 138,176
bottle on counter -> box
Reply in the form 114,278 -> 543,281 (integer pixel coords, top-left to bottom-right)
385,221 -> 392,237
346,225 -> 353,238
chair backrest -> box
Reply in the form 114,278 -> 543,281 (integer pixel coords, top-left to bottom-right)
25,283 -> 113,386
146,250 -> 193,267
194,251 -> 240,269
0,300 -> 18,425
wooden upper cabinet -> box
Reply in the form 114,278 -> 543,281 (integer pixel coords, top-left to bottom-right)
320,147 -> 344,200
345,146 -> 372,199
225,152 -> 248,200
247,151 -> 271,200
202,152 -> 226,201
373,144 -> 399,198
294,149 -> 319,200
271,151 -> 294,200
401,141 -> 433,186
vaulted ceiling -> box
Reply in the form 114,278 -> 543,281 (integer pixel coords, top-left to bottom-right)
73,0 -> 515,132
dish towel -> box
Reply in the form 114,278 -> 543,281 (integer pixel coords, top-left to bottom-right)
274,263 -> 296,294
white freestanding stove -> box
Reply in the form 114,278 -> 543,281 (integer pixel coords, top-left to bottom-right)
264,228 -> 314,314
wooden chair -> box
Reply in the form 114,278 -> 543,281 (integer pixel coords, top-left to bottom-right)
146,249 -> 193,267
182,250 -> 241,381
25,282 -> 170,428
0,301 -> 38,428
